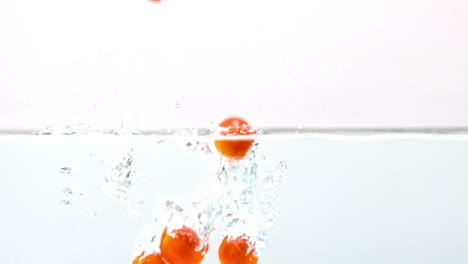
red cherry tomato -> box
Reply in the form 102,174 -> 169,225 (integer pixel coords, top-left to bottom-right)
218,235 -> 258,264
214,117 -> 256,159
132,251 -> 165,264
160,226 -> 208,264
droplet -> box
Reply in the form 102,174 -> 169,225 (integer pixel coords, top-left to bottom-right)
61,200 -> 71,205
175,101 -> 180,109
59,167 -> 72,174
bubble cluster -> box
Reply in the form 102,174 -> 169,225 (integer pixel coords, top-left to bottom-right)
212,150 -> 287,253
135,142 -> 287,257
104,148 -> 136,201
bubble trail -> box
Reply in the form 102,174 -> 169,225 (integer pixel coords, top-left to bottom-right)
160,143 -> 288,255
104,148 -> 136,201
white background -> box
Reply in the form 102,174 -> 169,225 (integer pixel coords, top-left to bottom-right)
1,0 -> 468,130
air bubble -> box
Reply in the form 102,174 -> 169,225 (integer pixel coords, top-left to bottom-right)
63,187 -> 73,196
59,167 -> 72,174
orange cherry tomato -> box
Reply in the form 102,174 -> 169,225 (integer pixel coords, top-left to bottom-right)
214,117 -> 256,159
218,235 -> 259,264
160,226 -> 208,264
132,251 -> 165,264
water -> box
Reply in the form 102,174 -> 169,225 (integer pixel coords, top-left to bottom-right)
1,129 -> 468,264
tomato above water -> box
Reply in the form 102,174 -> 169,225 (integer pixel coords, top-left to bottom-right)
160,226 -> 208,264
214,116 -> 256,159
132,251 -> 165,264
218,235 -> 259,264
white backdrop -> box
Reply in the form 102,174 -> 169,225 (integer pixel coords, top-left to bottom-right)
1,0 -> 468,130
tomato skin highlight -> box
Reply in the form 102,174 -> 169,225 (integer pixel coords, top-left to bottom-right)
132,251 -> 165,264
214,117 -> 256,159
160,226 -> 208,264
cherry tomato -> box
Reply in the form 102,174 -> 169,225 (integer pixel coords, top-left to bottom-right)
214,117 -> 256,159
218,235 -> 259,264
132,251 -> 165,264
160,226 -> 208,264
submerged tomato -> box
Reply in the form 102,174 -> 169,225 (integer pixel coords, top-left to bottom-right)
218,235 -> 258,264
214,116 -> 256,159
160,226 -> 208,264
132,251 -> 165,264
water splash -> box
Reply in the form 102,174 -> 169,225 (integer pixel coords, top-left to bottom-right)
208,144 -> 286,253
148,143 -> 287,254
102,148 -> 149,216
134,200 -> 189,255
104,148 -> 136,201
130,136 -> 287,257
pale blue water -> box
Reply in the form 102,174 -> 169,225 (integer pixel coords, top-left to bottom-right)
1,134 -> 467,264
